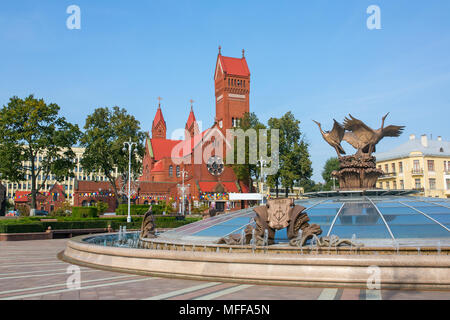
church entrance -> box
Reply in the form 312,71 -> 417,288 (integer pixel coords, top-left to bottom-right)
215,201 -> 225,212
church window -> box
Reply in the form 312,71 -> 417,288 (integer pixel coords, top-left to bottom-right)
176,166 -> 180,177
169,165 -> 173,177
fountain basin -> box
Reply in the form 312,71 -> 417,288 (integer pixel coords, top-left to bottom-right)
61,233 -> 450,290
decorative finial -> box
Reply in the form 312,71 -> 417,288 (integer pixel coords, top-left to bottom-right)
189,99 -> 194,111
242,49 -> 245,58
218,45 -> 221,55
157,96 -> 163,108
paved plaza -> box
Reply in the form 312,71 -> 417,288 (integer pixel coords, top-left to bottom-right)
0,239 -> 449,300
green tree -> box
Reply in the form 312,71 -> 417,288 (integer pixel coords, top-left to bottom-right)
267,112 -> 313,197
322,157 -> 340,191
80,106 -> 146,205
0,95 -> 81,209
96,201 -> 109,215
228,112 -> 266,189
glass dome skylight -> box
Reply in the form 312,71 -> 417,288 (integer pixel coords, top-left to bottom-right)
160,196 -> 450,247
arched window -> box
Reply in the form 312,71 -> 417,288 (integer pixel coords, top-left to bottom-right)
169,165 -> 173,177
82,200 -> 88,207
176,165 -> 180,177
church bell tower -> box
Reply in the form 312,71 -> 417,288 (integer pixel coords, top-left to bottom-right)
214,47 -> 250,133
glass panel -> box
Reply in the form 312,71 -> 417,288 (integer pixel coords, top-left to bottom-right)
428,215 -> 450,225
307,207 -> 340,217
417,207 -> 450,214
329,202 -> 391,239
192,216 -> 253,237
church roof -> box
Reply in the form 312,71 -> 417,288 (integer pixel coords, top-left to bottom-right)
151,160 -> 164,172
150,138 -> 183,160
152,106 -> 166,128
217,55 -> 250,77
186,107 -> 197,129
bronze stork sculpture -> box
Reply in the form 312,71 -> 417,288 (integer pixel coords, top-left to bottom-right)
315,113 -> 405,190
343,113 -> 405,156
312,119 -> 346,158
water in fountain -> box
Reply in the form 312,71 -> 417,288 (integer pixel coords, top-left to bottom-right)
417,247 -> 421,255
263,229 -> 269,247
250,229 -> 256,253
394,240 -> 400,255
437,241 -> 441,255
313,234 -> 320,254
240,229 -> 246,246
297,229 -> 303,254
351,234 -> 356,251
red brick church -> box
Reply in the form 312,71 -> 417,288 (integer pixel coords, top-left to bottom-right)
74,48 -> 252,212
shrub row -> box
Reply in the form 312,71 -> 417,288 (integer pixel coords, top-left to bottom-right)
115,204 -> 172,216
0,216 -> 201,233
71,207 -> 98,218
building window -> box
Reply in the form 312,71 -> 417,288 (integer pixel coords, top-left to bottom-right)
427,160 -> 435,172
169,165 -> 173,177
415,179 -> 421,189
413,160 -> 420,170
391,163 -> 396,173
176,165 -> 180,177
384,164 -> 388,173
444,161 -> 448,173
429,178 -> 436,190
393,180 -> 397,190
447,179 -> 450,190
400,180 -> 404,189
399,162 -> 403,173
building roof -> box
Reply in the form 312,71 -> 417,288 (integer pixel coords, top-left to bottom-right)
150,138 -> 183,160
198,181 -> 242,193
217,55 -> 250,77
152,106 -> 166,128
137,181 -> 176,193
186,107 -> 197,130
75,181 -> 116,192
375,135 -> 450,161
151,160 -> 164,172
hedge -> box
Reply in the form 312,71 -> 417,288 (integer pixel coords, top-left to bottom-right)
72,207 -> 98,218
116,204 -> 150,216
0,216 -> 201,233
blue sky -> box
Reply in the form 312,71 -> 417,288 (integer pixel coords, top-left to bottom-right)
1,0 -> 449,182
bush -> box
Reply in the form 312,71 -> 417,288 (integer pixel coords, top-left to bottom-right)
71,207 -> 98,218
116,204 -> 150,216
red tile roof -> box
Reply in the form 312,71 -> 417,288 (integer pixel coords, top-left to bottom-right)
152,106 -> 166,127
150,138 -> 183,160
186,107 -> 197,130
198,181 -> 240,193
151,160 -> 164,172
219,55 -> 250,77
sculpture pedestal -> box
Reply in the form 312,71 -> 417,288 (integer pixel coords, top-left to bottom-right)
333,155 -> 383,190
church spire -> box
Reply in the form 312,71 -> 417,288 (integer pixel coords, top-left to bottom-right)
152,97 -> 166,139
185,99 -> 199,139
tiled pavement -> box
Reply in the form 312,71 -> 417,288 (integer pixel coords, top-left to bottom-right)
0,239 -> 449,300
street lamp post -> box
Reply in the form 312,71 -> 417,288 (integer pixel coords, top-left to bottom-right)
178,169 -> 189,216
258,156 -> 267,205
123,139 -> 136,223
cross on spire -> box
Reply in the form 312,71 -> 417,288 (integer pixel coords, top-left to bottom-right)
157,96 -> 163,108
189,99 -> 195,110
218,45 -> 221,55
